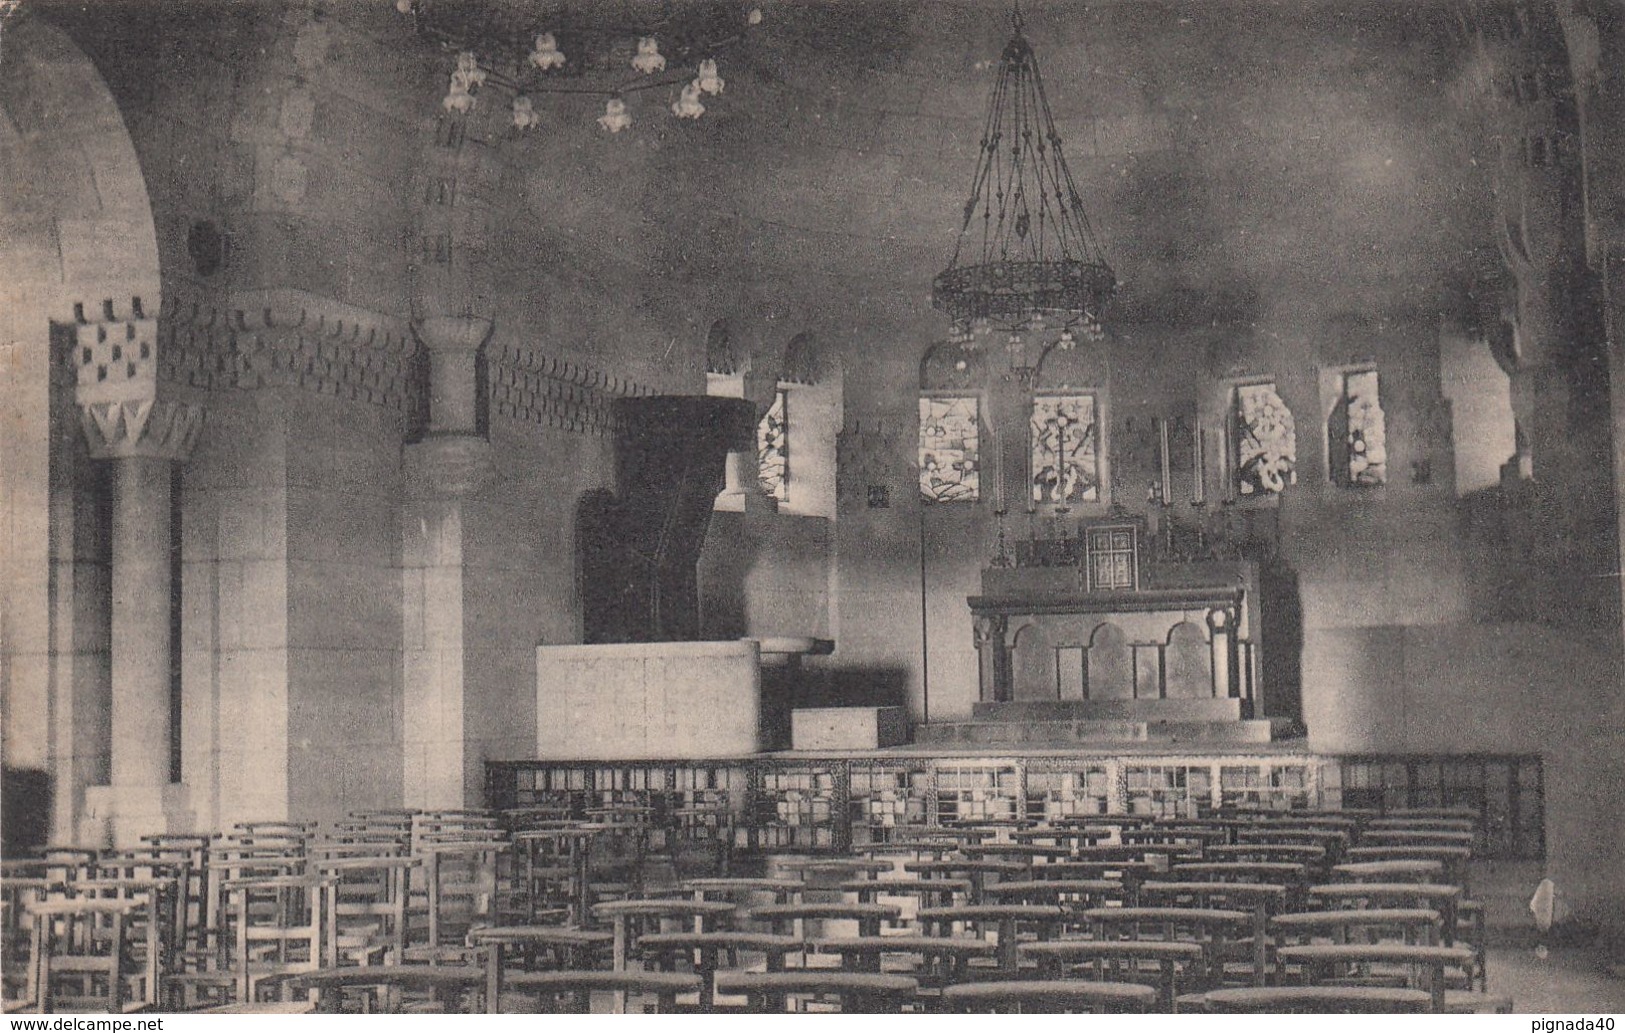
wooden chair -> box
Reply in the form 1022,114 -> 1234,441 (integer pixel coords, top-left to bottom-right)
513,827 -> 594,926
287,964 -> 486,1013
713,970 -> 918,1013
1009,827 -> 1111,850
683,877 -> 806,906
1367,817 -> 1475,834
1203,985 -> 1430,1013
1277,942 -> 1476,1012
809,935 -> 996,989
1138,880 -> 1288,984
1078,906 -> 1253,989
1343,846 -> 1471,893
24,896 -> 158,1013
940,978 -> 1156,1013
1173,860 -> 1309,892
915,903 -> 1065,973
408,838 -> 507,963
55,877 -> 176,1006
839,877 -> 969,909
1270,908 -> 1442,956
746,901 -> 900,941
1332,859 -> 1445,883
505,968 -> 699,1014
1021,939 -> 1206,1011
981,878 -> 1125,922
1307,882 -> 1461,946
2,878 -> 60,1009
592,897 -> 736,1009
222,874 -> 335,1006
468,924 -> 613,1011
903,859 -> 1026,903
639,931 -> 800,1010
318,855 -> 418,966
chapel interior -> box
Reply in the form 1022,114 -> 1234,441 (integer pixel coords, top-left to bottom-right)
2,0 -> 1625,1015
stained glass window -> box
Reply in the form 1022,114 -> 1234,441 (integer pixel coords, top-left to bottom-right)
1330,369 -> 1386,487
919,396 -> 980,503
1233,382 -> 1296,497
758,388 -> 788,500
1031,394 -> 1100,505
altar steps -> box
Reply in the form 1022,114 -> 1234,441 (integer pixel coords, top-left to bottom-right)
917,698 -> 1274,747
970,698 -> 1245,722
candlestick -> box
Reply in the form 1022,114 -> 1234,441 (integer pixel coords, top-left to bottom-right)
1158,417 -> 1172,507
1193,426 -> 1206,506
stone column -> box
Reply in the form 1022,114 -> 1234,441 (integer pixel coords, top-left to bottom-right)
403,315 -> 496,810
75,323 -> 205,844
973,614 -> 1010,703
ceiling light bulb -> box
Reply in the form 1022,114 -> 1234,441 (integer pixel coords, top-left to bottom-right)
599,98 -> 632,133
671,81 -> 706,119
512,95 -> 539,130
529,33 -> 566,70
632,37 -> 666,74
453,51 -> 486,90
695,59 -> 725,95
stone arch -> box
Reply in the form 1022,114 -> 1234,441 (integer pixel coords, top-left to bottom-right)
1164,620 -> 1212,699
0,12 -> 163,850
783,331 -> 819,384
706,318 -> 738,375
1086,621 -> 1133,701
1011,620 -> 1057,701
919,339 -> 987,391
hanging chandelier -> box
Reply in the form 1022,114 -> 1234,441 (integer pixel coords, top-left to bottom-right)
933,8 -> 1115,345
396,0 -> 760,132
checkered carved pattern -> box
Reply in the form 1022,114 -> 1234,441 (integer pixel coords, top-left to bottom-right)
74,318 -> 158,405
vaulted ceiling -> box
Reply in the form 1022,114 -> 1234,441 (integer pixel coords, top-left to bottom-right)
519,0 -> 1500,348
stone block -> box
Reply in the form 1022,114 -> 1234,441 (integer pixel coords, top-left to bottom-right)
536,641 -> 762,760
791,706 -> 909,751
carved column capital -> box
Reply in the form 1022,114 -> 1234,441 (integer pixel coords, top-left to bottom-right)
413,315 -> 493,435
413,314 -> 493,356
71,313 -> 205,462
80,399 -> 205,462
973,613 -> 1007,649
